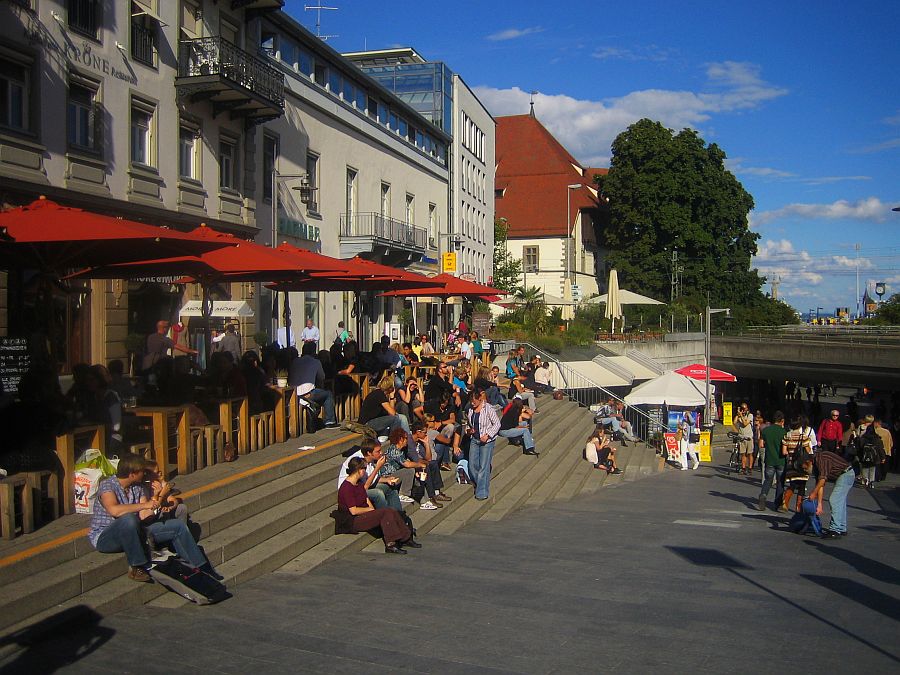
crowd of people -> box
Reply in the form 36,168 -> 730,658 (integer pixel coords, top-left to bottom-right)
732,396 -> 896,540
335,339 -> 552,551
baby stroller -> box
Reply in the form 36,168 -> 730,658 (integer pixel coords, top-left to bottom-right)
787,498 -> 822,536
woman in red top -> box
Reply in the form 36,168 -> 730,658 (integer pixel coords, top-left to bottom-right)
338,457 -> 416,554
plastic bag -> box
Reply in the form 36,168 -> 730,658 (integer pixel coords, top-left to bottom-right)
74,467 -> 103,514
74,448 -> 118,477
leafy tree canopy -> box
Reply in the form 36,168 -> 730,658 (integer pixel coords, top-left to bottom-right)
599,119 -> 792,325
867,293 -> 900,325
492,218 -> 522,293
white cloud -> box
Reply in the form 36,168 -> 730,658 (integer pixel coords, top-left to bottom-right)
800,175 -> 871,185
833,255 -> 874,269
851,137 -> 900,153
475,61 -> 786,164
752,197 -> 891,226
591,45 -> 671,62
486,26 -> 544,41
754,239 -> 823,287
882,111 -> 900,126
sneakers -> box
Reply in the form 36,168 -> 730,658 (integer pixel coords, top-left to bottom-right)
609,468 -> 623,475
420,500 -> 440,510
128,566 -> 151,583
150,548 -> 172,563
434,493 -> 452,502
457,469 -> 471,484
398,494 -> 415,503
756,496 -> 766,512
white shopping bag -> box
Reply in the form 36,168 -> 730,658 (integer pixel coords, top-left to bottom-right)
74,467 -> 103,514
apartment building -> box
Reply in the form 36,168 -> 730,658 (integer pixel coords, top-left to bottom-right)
0,1 -> 451,366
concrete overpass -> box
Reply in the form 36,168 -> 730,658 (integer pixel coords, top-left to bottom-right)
711,333 -> 900,388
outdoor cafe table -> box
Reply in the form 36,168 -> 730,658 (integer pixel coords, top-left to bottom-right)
130,405 -> 190,478
268,386 -> 299,442
216,396 -> 250,455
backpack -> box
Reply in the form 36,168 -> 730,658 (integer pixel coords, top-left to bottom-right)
857,435 -> 879,467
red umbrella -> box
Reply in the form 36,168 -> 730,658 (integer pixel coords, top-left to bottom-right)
0,197 -> 234,272
675,363 -> 737,382
379,273 -> 503,298
269,255 -> 438,291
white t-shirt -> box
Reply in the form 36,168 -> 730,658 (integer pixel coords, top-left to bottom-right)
459,341 -> 473,360
535,366 -> 551,386
336,450 -> 375,488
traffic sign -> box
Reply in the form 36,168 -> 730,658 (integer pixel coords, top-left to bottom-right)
441,252 -> 457,273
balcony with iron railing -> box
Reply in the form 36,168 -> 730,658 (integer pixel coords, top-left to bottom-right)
339,212 -> 428,262
176,36 -> 285,121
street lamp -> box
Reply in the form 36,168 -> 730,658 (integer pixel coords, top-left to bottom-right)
705,304 -> 730,425
566,184 -> 581,283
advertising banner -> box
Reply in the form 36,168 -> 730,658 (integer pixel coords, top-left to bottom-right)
723,401 -> 733,427
664,432 -> 680,461
699,431 -> 712,462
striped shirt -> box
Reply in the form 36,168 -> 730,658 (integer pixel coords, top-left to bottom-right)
813,450 -> 851,482
468,402 -> 500,441
88,478 -> 144,547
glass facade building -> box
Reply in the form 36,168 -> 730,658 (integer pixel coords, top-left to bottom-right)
360,62 -> 454,133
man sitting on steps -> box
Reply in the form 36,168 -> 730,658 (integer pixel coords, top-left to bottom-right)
337,437 -> 403,512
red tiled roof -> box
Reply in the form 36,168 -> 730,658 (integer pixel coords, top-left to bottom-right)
495,115 -> 606,238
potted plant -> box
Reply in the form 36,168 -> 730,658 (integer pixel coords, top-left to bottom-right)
253,331 -> 269,349
275,369 -> 289,388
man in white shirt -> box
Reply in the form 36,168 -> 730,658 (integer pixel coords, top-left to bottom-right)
336,438 -> 403,511
300,318 -> 320,351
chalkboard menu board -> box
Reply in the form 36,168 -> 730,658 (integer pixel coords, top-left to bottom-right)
0,337 -> 30,395
471,312 -> 491,337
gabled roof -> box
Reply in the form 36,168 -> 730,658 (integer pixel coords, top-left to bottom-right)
495,115 -> 606,238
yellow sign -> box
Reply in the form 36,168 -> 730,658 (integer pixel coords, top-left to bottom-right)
723,401 -> 733,427
699,431 -> 712,463
441,252 -> 457,273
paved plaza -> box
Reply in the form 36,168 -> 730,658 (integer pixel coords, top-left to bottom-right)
3,459 -> 899,674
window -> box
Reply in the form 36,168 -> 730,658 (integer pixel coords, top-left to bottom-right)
178,122 -> 200,180
328,69 -> 341,94
305,152 -> 319,212
342,79 -> 355,103
405,194 -> 415,224
219,136 -> 239,190
0,59 -> 30,132
131,6 -> 157,67
367,96 -> 377,119
523,246 -> 539,273
68,0 -> 99,39
297,49 -> 312,76
67,81 -> 98,151
262,134 -> 278,201
130,99 -> 155,167
313,62 -> 326,87
260,31 -> 277,57
180,0 -> 200,39
428,203 -> 437,246
220,17 -> 239,46
281,41 -> 297,69
380,182 -> 391,218
355,89 -> 366,111
345,167 -> 357,220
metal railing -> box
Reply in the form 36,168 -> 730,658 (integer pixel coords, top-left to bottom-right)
339,212 -> 428,250
131,22 -> 156,66
177,37 -> 285,109
490,339 -> 668,444
715,326 -> 900,347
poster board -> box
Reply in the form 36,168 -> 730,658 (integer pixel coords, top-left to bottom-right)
723,401 -> 733,428
0,336 -> 30,395
664,432 -> 679,462
471,312 -> 491,337
699,431 -> 712,462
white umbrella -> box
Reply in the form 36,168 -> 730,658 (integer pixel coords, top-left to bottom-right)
561,279 -> 575,321
585,289 -> 665,305
624,371 -> 707,407
604,269 -> 623,332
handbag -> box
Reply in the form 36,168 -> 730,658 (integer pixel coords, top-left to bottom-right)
689,430 -> 701,444
410,473 -> 426,503
330,508 -> 355,535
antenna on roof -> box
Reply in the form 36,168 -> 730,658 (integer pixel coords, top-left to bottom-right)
304,3 -> 339,41
529,90 -> 538,117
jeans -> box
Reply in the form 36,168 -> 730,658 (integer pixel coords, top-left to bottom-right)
759,463 -> 785,503
432,442 -> 452,465
599,416 -> 621,433
828,468 -> 855,533
365,414 -> 410,436
367,487 -> 388,510
373,483 -> 403,511
469,437 -> 496,499
95,513 -> 207,568
515,391 -> 537,410
310,388 -> 336,424
485,385 -> 506,407
499,425 -> 535,451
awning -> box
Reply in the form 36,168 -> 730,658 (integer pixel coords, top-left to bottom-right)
565,361 -> 631,388
179,300 -> 254,317
131,0 -> 167,25
606,356 -> 660,381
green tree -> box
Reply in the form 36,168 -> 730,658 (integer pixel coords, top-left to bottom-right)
868,293 -> 900,325
492,218 -> 522,292
600,119 -> 765,313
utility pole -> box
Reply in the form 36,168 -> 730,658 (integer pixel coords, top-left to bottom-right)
855,243 -> 861,319
671,250 -> 678,302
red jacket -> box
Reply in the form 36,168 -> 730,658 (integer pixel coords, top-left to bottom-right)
818,418 -> 843,443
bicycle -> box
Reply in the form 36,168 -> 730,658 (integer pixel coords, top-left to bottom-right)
726,432 -> 742,473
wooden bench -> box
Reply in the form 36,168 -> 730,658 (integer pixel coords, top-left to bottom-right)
55,424 -> 106,516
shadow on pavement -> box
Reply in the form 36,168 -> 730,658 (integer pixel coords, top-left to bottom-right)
0,606 -> 115,673
665,546 -> 900,665
800,574 -> 900,622
708,490 -> 758,509
741,513 -> 791,530
803,539 -> 900,586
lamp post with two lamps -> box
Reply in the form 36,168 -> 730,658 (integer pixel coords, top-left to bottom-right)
565,183 -> 581,282
705,303 -> 730,424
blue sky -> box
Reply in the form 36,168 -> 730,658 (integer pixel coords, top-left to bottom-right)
285,0 -> 900,315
